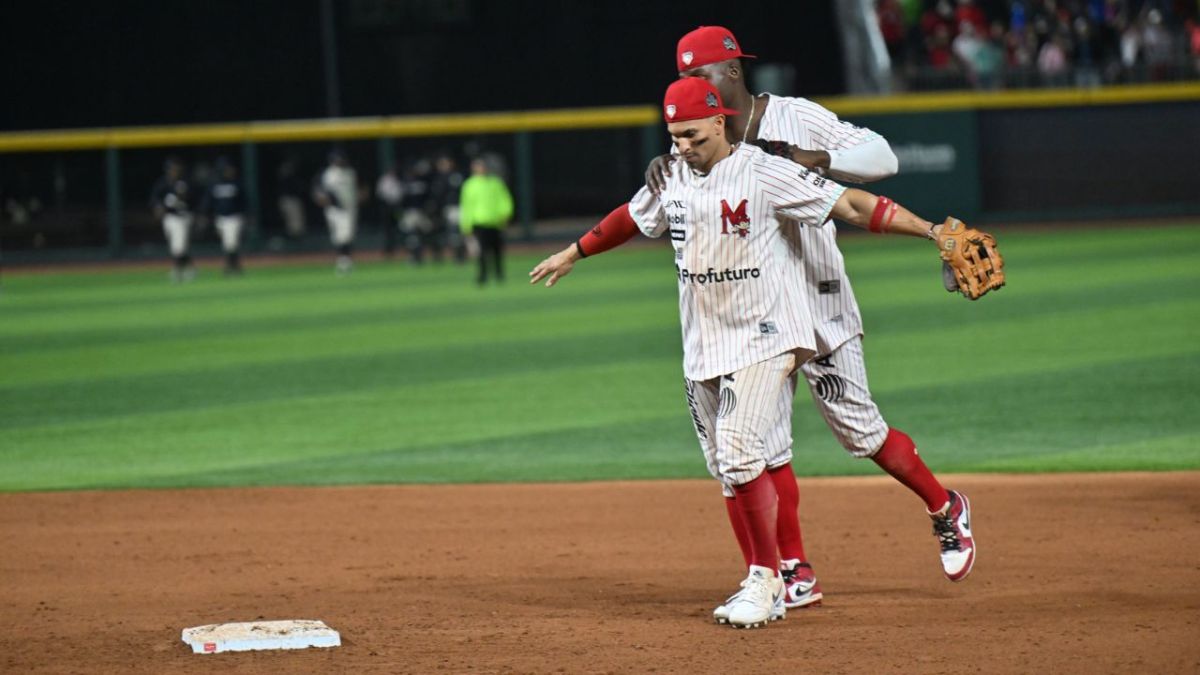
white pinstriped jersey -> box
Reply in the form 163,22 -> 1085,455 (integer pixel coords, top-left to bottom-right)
756,94 -> 879,353
629,143 -> 846,381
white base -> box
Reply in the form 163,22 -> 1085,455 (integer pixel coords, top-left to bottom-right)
182,619 -> 341,654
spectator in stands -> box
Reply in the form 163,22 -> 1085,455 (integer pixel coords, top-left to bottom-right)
1072,15 -> 1104,86
1140,9 -> 1175,79
459,157 -> 513,287
1187,19 -> 1200,74
955,0 -> 989,35
926,22 -> 955,68
1038,32 -> 1072,85
921,0 -> 958,41
954,20 -> 1005,88
879,0 -> 910,64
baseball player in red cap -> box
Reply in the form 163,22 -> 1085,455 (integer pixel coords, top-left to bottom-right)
531,78 -> 974,628
533,26 -> 975,621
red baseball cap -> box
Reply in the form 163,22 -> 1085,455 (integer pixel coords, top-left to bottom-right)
676,25 -> 756,72
663,77 -> 739,123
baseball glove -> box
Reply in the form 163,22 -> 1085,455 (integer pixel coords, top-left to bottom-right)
936,217 -> 1005,300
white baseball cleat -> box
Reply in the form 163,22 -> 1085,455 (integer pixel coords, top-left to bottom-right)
929,490 -> 975,582
712,578 -> 786,625
723,565 -> 785,629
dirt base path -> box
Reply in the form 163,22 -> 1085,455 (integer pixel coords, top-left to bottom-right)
2,472 -> 1198,674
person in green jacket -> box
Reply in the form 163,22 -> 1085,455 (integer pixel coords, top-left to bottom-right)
459,157 -> 514,285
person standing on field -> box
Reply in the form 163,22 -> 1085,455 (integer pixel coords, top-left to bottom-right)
531,77 -> 984,628
151,157 -> 195,284
579,25 -> 976,614
459,157 -> 513,286
315,150 -> 359,275
203,158 -> 247,276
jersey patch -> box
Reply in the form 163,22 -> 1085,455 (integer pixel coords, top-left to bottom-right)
720,199 -> 751,238
818,280 -> 840,294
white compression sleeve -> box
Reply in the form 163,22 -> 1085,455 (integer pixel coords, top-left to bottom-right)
825,136 -> 899,184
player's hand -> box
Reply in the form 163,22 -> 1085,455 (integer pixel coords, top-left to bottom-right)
529,246 -> 580,288
751,139 -> 829,171
645,154 -> 673,195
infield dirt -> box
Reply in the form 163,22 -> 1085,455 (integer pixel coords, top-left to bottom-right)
2,472 -> 1197,674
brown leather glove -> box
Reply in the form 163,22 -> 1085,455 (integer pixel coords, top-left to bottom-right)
937,217 -> 1005,300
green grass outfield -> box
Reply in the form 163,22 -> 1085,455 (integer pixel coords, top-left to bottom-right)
2,223 -> 1198,491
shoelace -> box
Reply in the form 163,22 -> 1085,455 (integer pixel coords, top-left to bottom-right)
739,576 -> 773,606
932,513 -> 963,553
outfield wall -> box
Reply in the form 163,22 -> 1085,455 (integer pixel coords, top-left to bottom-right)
837,87 -> 1200,223
0,83 -> 1197,258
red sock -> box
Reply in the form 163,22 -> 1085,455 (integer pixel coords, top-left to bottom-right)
731,473 -> 780,571
767,463 -> 807,563
872,428 -> 950,512
724,497 -> 753,568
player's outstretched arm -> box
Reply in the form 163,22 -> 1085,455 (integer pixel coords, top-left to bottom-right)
829,189 -> 1006,300
529,245 -> 580,287
529,203 -> 640,288
830,189 -> 939,238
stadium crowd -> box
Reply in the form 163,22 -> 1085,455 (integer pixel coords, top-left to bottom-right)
879,0 -> 1200,89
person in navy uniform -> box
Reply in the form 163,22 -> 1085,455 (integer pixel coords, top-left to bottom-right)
203,158 -> 247,276
429,152 -> 467,263
150,157 -> 195,283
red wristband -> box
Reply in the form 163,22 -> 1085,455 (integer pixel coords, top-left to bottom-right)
869,196 -> 898,234
577,203 -> 639,256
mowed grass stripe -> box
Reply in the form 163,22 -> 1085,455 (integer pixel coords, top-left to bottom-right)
6,237 -> 1196,352
35,350 -> 1199,490
0,256 -> 672,336
0,325 -> 682,429
0,249 -> 668,311
0,294 -> 678,388
0,271 -> 677,354
0,359 -> 687,490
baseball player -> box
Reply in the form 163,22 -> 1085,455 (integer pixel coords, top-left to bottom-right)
202,158 -> 246,276
531,78 -> 984,628
150,157 -> 195,283
398,159 -> 435,264
315,150 -> 359,275
559,25 -> 980,615
430,153 -> 467,264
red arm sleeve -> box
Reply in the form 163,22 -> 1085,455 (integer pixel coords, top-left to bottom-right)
575,204 -> 639,258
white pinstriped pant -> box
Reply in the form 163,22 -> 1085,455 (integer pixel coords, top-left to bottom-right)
799,335 -> 890,458
685,337 -> 890,496
685,351 -> 801,497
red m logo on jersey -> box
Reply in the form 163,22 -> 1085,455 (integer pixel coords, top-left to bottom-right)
720,199 -> 750,238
